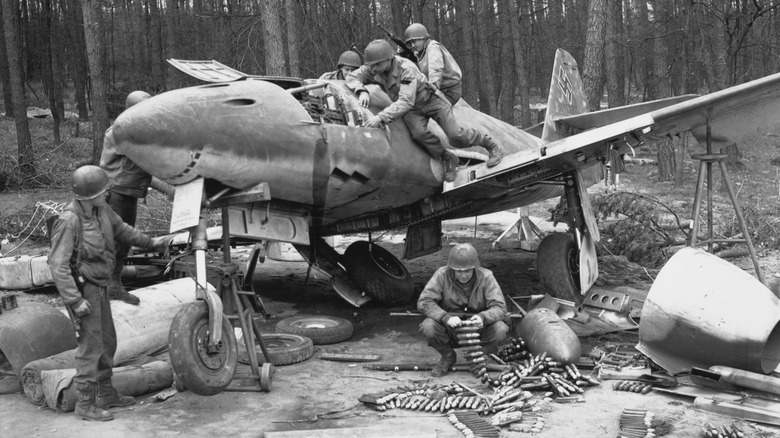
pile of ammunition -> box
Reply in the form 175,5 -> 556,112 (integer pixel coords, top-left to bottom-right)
618,409 -> 656,438
612,380 -> 654,394
701,422 -> 745,438
448,410 -> 499,438
496,337 -> 529,363
489,352 -> 600,397
358,382 -> 478,412
455,320 -> 489,383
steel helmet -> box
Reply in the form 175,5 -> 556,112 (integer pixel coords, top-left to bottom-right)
363,40 -> 394,66
404,23 -> 430,44
337,51 -> 361,68
447,243 -> 480,271
72,165 -> 111,200
125,90 -> 151,109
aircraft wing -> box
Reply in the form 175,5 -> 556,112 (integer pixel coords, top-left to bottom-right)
167,59 -> 303,89
445,71 -> 780,204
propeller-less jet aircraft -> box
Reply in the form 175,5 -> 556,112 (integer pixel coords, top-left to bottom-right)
106,49 -> 780,395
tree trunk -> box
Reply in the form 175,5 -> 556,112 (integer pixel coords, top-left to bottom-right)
42,0 -> 61,144
65,0 -> 88,119
497,0 -> 516,124
455,0 -> 477,106
605,0 -> 625,107
165,0 -> 178,89
1,0 -> 35,175
148,0 -> 164,91
475,0 -> 496,115
260,0 -> 286,76
510,0 -> 530,128
656,139 -> 675,182
82,0 -> 110,163
674,133 -> 689,186
286,0 -> 301,78
0,4 -> 14,118
582,0 -> 607,112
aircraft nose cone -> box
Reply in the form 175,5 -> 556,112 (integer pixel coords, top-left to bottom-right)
108,92 -> 204,184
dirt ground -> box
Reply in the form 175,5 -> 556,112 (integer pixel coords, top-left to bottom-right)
2,217 -> 780,438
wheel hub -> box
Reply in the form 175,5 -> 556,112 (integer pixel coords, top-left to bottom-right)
194,324 -> 227,370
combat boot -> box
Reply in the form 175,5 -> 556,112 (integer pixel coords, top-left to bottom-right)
75,383 -> 113,421
107,276 -> 140,305
480,136 -> 504,167
441,150 -> 459,182
96,379 -> 135,409
431,346 -> 457,377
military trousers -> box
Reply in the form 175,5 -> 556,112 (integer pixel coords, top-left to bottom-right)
419,317 -> 509,355
74,281 -> 117,388
106,190 -> 139,279
403,93 -> 483,159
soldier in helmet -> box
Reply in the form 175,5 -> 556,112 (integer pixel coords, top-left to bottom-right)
99,91 -> 152,305
417,243 -> 509,377
404,23 -> 462,105
320,50 -> 362,80
346,39 -> 504,182
48,166 -> 167,421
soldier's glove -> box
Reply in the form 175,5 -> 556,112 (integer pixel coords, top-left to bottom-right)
74,299 -> 92,317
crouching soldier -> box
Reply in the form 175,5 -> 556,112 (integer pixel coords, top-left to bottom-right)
417,243 -> 509,377
48,165 -> 166,421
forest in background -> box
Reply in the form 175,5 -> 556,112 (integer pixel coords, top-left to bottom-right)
1,0 -> 780,182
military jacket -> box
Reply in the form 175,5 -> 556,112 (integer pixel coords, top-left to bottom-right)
417,266 -> 508,326
346,56 -> 432,124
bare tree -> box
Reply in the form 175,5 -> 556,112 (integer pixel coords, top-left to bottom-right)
605,0 -> 625,107
582,0 -> 607,112
82,0 -> 110,163
1,0 -> 35,175
286,0 -> 302,78
260,0 -> 287,76
497,0 -> 516,124
455,0 -> 477,106
0,4 -> 14,118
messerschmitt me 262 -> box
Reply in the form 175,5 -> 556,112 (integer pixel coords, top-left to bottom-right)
106,49 -> 780,395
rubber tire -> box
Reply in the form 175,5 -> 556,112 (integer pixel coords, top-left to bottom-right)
169,302 -> 238,396
261,334 -> 314,366
341,241 -> 415,306
275,315 -> 353,345
536,233 -> 582,304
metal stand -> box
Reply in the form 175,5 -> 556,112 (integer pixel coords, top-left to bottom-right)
219,207 -> 275,392
688,121 -> 764,284
491,207 -> 542,251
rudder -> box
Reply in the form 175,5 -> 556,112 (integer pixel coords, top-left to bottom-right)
540,49 -> 589,143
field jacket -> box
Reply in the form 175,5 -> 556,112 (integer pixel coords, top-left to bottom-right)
416,40 -> 462,92
417,266 -> 507,326
48,200 -> 154,307
346,56 -> 432,124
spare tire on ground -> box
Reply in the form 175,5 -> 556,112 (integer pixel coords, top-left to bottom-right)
275,315 -> 353,345
239,334 -> 314,366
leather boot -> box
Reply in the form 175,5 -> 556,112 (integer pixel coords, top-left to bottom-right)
480,136 -> 504,167
96,379 -> 135,409
75,382 -> 113,421
441,150 -> 459,182
430,345 -> 457,377
107,276 -> 140,305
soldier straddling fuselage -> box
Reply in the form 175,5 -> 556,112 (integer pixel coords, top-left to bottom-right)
346,39 -> 504,182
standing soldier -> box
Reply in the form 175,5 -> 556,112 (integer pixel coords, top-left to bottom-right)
320,50 -> 362,80
417,243 -> 509,377
346,39 -> 504,182
99,90 -> 153,305
404,23 -> 463,105
48,165 -> 165,421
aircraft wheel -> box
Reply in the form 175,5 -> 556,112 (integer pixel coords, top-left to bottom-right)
536,233 -> 582,304
169,302 -> 238,396
341,241 -> 415,306
275,315 -> 353,344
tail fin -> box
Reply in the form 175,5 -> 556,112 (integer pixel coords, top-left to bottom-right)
540,49 -> 589,143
